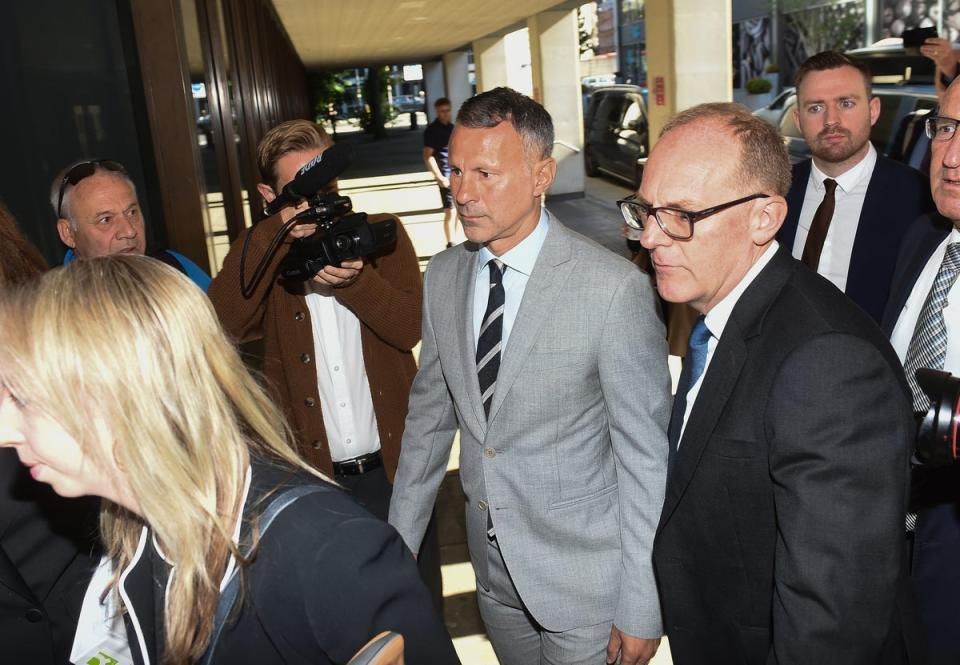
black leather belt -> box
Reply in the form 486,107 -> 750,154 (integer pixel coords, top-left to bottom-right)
332,451 -> 382,476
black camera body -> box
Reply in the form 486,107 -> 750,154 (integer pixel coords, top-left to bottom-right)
915,368 -> 960,467
278,194 -> 397,281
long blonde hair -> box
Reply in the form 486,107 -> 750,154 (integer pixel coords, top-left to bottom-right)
0,255 -> 323,664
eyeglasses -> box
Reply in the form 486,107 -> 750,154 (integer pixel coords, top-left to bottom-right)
56,159 -> 127,218
616,192 -> 771,240
925,115 -> 960,143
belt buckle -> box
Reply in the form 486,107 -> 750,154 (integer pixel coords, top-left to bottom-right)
354,458 -> 366,474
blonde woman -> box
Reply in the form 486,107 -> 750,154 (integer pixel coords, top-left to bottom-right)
0,255 -> 459,665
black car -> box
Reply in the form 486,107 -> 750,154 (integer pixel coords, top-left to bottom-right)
583,85 -> 649,187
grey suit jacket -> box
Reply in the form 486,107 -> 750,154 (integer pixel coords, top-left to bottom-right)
388,215 -> 670,636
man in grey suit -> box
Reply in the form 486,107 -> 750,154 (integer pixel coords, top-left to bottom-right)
388,86 -> 670,665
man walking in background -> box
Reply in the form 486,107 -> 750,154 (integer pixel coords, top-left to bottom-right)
424,97 -> 459,248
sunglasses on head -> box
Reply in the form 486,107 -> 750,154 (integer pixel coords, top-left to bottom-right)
56,159 -> 128,218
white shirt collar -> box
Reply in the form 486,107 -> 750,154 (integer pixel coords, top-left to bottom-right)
810,143 -> 877,194
477,208 -> 550,277
704,241 -> 780,340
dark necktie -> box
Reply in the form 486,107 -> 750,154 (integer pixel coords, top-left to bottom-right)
667,316 -> 711,472
801,178 -> 838,272
477,259 -> 505,418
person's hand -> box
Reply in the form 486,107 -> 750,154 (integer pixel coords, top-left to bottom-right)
921,37 -> 959,74
606,625 -> 660,665
288,222 -> 317,240
312,258 -> 363,287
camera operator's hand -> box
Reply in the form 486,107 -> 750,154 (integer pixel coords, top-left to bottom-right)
313,258 -> 363,287
288,222 -> 318,239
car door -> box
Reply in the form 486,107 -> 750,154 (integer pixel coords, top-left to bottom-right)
612,94 -> 649,184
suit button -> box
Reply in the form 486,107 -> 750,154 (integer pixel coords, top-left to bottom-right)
311,440 -> 323,450
294,311 -> 305,321
304,398 -> 316,407
300,353 -> 311,364
484,447 -> 496,459
25,608 -> 43,623
478,500 -> 488,511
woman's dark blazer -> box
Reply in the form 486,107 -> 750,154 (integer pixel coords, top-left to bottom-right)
119,458 -> 459,665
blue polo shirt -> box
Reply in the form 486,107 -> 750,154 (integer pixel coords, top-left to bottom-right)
62,249 -> 211,293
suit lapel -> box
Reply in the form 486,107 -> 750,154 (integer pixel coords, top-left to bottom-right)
455,247 -> 486,433
0,543 -> 34,604
881,217 -> 952,337
659,248 -> 796,528
779,160 -> 810,250
485,217 -> 574,424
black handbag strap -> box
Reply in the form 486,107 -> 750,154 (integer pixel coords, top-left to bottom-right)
200,483 -> 328,665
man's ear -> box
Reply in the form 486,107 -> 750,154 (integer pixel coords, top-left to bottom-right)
751,196 -> 787,245
256,183 -> 276,205
533,157 -> 557,197
869,95 -> 881,126
56,218 -> 76,249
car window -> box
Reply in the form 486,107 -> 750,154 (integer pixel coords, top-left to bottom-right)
779,100 -> 802,138
586,93 -> 605,121
622,98 -> 644,128
768,90 -> 795,111
600,94 -> 626,124
871,95 -> 907,149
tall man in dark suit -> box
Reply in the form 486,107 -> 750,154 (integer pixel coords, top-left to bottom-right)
779,51 -> 934,323
882,79 -> 960,665
635,102 -> 914,664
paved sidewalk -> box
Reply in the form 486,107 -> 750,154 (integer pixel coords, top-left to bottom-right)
336,126 -> 674,665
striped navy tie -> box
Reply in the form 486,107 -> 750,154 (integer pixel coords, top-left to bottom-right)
477,259 -> 505,418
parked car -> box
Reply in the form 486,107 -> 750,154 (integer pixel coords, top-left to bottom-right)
392,95 -> 425,113
581,74 -> 617,91
583,85 -> 649,187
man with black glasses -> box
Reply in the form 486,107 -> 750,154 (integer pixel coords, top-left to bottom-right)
50,160 -> 210,291
883,81 -> 960,665
631,102 -> 916,664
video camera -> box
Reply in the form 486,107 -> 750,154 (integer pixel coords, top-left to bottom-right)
278,193 -> 397,281
240,143 -> 397,295
915,368 -> 960,466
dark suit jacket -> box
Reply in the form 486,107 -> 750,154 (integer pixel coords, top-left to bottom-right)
653,248 -> 914,665
0,449 -> 100,665
779,155 -> 933,323
120,458 -> 459,665
882,212 -> 960,665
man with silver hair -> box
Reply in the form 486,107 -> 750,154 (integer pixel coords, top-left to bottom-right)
50,159 -> 210,291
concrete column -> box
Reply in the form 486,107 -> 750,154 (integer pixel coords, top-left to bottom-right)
423,60 -> 446,122
473,36 -> 509,92
442,50 -> 471,117
646,0 -> 732,146
528,9 -> 584,197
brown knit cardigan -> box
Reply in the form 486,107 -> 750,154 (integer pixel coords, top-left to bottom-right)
208,213 -> 422,480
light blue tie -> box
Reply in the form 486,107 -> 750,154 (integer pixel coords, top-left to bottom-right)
667,316 -> 712,470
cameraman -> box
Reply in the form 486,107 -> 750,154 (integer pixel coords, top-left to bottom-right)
884,80 -> 960,664
208,120 -> 441,609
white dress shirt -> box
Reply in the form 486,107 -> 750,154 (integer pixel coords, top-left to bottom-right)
679,241 -> 780,442
472,209 -> 550,351
791,144 -> 877,292
890,228 -> 960,378
304,282 -> 380,462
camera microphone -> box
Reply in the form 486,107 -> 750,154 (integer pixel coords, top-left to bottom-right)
263,143 -> 352,216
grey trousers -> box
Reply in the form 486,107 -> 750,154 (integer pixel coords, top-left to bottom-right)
477,536 -> 612,665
